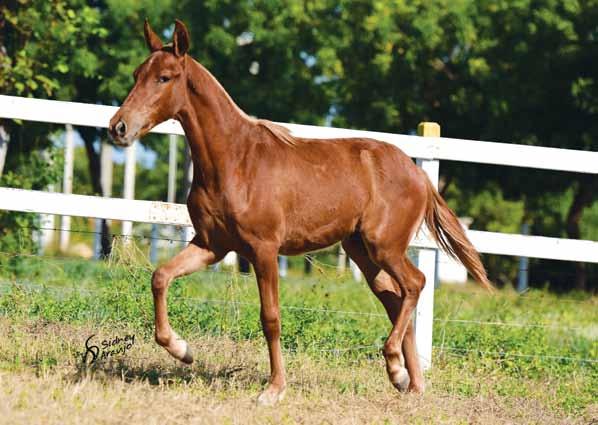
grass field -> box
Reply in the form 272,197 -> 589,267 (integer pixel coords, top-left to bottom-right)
0,246 -> 596,424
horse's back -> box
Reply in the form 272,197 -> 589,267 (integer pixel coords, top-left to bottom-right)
264,136 -> 426,254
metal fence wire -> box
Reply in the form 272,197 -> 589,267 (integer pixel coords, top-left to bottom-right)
0,264 -> 595,366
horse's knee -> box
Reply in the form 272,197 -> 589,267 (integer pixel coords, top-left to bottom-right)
260,309 -> 281,339
412,268 -> 426,294
401,266 -> 425,300
151,267 -> 171,292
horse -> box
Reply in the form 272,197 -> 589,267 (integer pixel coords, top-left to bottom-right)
109,19 -> 491,406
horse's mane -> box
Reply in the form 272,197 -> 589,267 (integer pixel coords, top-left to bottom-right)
189,57 -> 298,147
256,119 -> 298,147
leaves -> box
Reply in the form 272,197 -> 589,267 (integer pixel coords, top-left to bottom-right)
2,0 -> 598,289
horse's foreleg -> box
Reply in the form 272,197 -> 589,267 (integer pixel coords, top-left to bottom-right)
152,239 -> 221,364
252,251 -> 286,406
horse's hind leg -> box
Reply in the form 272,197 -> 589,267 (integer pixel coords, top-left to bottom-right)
366,239 -> 426,393
342,236 -> 423,392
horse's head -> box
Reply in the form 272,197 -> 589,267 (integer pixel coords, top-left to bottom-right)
109,20 -> 190,146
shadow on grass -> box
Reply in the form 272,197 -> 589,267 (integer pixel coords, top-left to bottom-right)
68,355 -> 261,388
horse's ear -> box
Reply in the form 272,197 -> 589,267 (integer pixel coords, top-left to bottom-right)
144,19 -> 163,52
173,19 -> 190,57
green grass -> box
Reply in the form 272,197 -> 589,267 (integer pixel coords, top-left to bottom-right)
0,250 -> 596,418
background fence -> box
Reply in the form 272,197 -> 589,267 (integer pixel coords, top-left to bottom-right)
1,94 -> 597,369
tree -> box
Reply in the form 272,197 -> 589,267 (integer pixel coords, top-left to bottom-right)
0,0 -> 106,169
305,0 -> 598,290
2,1 -> 596,290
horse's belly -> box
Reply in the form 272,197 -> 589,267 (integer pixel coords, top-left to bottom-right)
279,239 -> 337,255
279,212 -> 358,255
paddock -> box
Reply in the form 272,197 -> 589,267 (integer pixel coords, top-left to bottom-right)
0,94 -> 596,423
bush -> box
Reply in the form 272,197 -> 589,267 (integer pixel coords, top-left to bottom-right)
0,148 -> 63,256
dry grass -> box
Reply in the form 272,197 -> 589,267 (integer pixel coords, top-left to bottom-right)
0,318 -> 590,425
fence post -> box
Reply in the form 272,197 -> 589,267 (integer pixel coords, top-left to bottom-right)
167,135 -> 178,203
121,142 -> 136,240
349,259 -> 362,281
0,125 -> 8,176
517,223 -> 530,292
150,223 -> 159,264
337,245 -> 347,272
38,149 -> 55,253
278,256 -> 288,277
182,142 -> 196,245
59,124 -> 75,252
95,142 -> 113,259
414,122 -> 440,370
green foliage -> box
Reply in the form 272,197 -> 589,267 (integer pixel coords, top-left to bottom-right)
0,0 -> 105,98
0,148 -> 62,255
581,200 -> 598,241
446,182 -> 526,285
2,0 -> 598,290
447,183 -> 525,234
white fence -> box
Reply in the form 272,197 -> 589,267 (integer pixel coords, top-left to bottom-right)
1,94 -> 597,370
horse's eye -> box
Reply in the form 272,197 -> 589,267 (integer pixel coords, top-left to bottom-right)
158,76 -> 171,83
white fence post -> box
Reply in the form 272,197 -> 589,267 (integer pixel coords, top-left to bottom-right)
100,142 -> 113,197
59,124 -> 75,252
349,259 -> 362,281
414,122 -> 440,370
337,245 -> 347,272
0,125 -> 9,176
94,142 -> 113,259
181,141 -> 197,245
149,134 -> 179,260
168,135 -> 178,203
278,256 -> 288,277
121,142 -> 136,240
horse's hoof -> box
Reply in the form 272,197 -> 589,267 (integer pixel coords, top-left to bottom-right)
390,366 -> 410,392
180,343 -> 194,365
256,386 -> 286,407
408,381 -> 425,394
164,336 -> 194,365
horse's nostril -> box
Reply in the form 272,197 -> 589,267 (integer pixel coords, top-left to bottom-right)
115,120 -> 127,137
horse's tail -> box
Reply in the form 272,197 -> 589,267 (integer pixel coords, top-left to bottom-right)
423,175 -> 493,291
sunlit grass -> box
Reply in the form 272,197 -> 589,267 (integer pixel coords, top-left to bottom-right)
0,249 -> 596,421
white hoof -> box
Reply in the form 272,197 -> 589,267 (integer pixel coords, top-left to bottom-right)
256,387 -> 286,406
390,366 -> 410,392
165,332 -> 193,364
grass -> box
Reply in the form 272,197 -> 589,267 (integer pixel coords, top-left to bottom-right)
0,246 -> 596,424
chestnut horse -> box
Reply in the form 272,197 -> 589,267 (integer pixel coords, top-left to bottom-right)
109,20 -> 491,406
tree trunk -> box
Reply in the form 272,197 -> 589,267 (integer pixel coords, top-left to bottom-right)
79,127 -> 111,258
439,174 -> 453,197
79,127 -> 102,195
565,176 -> 595,291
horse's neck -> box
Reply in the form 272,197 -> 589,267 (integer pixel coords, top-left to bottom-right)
177,59 -> 254,187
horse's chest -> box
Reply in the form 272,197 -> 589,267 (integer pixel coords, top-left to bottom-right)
186,190 -> 229,241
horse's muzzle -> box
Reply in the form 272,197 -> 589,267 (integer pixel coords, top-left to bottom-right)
109,115 -> 134,146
